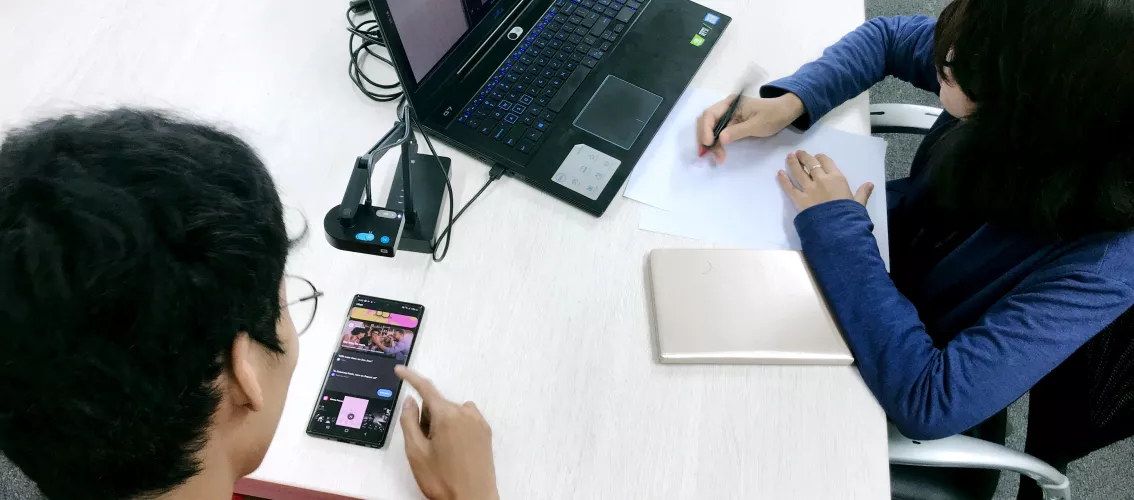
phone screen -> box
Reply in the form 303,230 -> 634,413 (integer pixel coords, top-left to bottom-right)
306,295 -> 424,448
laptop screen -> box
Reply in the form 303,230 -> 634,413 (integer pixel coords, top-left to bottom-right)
387,0 -> 505,83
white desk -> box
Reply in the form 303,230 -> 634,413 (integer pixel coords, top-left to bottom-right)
0,0 -> 888,498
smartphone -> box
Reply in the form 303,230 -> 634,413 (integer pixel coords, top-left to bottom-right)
306,294 -> 424,448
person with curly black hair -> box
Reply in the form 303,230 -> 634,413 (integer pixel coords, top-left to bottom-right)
696,0 -> 1134,443
0,109 -> 498,500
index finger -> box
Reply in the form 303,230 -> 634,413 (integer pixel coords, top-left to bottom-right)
698,95 -> 738,147
395,365 -> 446,406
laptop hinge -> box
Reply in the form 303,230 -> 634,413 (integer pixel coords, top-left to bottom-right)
456,0 -> 536,80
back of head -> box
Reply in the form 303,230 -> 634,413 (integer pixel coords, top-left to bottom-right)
0,109 -> 289,499
932,0 -> 1134,237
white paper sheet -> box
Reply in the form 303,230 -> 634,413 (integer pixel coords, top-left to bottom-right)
626,89 -> 890,266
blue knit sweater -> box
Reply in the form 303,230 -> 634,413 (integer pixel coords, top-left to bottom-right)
760,16 -> 1134,439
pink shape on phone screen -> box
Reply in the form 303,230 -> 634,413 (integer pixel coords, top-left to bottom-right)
336,396 -> 368,429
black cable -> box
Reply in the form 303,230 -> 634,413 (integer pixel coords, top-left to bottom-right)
405,105 -> 504,263
346,6 -> 403,102
343,8 -> 503,263
435,166 -> 505,254
407,106 -> 453,262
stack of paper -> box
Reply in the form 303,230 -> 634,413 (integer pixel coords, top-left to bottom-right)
625,89 -> 890,267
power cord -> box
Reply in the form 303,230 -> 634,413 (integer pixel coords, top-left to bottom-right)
407,104 -> 505,263
346,4 -> 403,102
344,6 -> 504,263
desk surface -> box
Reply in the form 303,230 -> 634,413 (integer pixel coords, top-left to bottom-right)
0,0 -> 888,498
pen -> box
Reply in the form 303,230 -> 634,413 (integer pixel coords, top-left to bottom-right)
699,93 -> 744,157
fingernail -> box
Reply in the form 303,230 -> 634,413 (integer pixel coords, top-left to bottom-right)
698,145 -> 707,157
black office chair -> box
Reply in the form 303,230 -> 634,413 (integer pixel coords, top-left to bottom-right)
874,104 -> 1134,500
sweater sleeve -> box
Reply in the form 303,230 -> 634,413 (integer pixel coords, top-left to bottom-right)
794,200 -> 1134,440
760,16 -> 941,130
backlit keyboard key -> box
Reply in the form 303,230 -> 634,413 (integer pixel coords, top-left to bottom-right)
493,126 -> 509,141
594,16 -> 612,35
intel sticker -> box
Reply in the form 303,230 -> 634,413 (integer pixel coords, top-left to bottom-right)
704,13 -> 720,25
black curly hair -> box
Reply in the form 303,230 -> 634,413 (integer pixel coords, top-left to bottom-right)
0,109 -> 290,499
931,0 -> 1134,237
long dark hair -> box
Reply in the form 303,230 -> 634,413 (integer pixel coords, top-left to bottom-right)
930,0 -> 1134,237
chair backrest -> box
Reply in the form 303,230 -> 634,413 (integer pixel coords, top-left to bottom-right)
1025,306 -> 1134,466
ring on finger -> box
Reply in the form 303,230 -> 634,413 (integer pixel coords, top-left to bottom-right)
803,163 -> 823,176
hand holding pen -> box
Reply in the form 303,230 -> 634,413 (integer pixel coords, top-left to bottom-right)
697,92 -> 807,163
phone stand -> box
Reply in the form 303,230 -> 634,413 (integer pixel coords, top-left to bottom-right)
386,136 -> 450,254
324,119 -> 450,257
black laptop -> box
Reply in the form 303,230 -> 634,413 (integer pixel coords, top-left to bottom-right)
369,0 -> 730,215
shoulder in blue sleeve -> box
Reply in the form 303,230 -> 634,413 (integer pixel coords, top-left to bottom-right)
761,16 -> 941,129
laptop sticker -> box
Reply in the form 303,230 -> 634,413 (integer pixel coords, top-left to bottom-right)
704,13 -> 720,25
552,145 -> 620,201
690,34 -> 705,47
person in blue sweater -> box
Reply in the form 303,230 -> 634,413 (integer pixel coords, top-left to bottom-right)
697,0 -> 1134,441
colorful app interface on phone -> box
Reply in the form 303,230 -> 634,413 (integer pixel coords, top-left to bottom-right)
307,296 -> 423,446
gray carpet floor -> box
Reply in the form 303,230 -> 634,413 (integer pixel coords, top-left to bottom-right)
867,1 -> 1134,499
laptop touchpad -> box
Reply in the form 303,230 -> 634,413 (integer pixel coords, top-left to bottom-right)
573,76 -> 663,150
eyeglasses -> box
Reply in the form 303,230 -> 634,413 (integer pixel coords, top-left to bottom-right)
285,275 -> 324,336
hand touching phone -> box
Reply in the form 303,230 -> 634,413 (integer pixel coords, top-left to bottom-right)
396,366 -> 499,500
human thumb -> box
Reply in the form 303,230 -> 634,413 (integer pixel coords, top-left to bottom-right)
854,182 -> 874,206
400,397 -> 428,451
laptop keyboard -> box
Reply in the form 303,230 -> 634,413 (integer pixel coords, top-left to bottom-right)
455,0 -> 649,154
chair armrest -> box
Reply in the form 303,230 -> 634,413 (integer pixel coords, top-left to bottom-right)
870,103 -> 943,134
888,423 -> 1071,500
